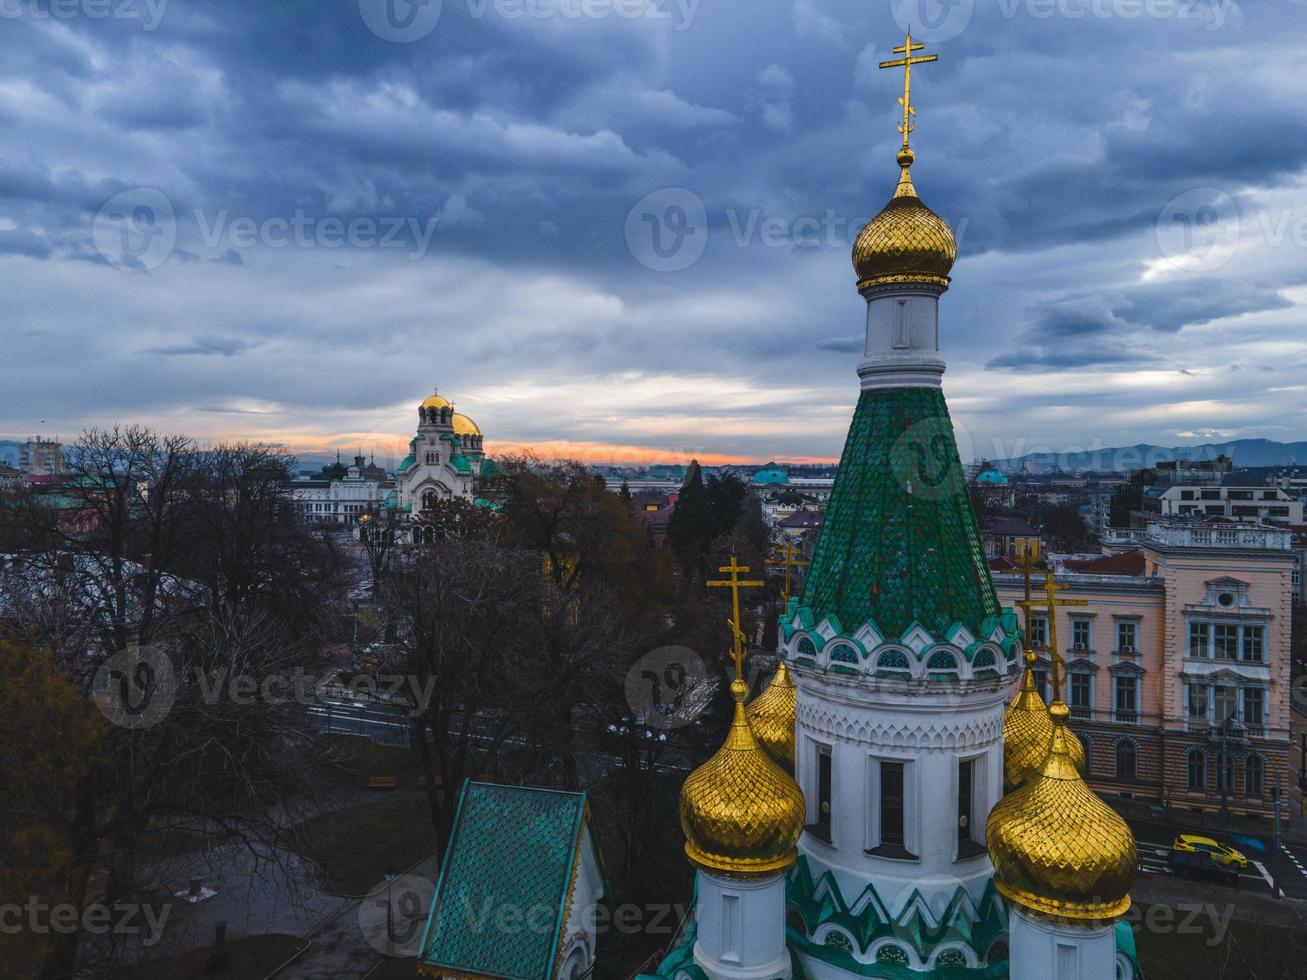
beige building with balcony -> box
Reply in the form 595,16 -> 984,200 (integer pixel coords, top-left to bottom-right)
993,521 -> 1295,820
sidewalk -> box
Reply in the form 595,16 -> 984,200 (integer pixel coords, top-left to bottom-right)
276,851 -> 442,980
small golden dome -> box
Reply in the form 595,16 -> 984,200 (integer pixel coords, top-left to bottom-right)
421,392 -> 451,411
1005,652 -> 1085,792
746,661 -> 796,771
680,683 -> 805,877
452,412 -> 481,437
988,703 -> 1137,922
852,149 -> 956,292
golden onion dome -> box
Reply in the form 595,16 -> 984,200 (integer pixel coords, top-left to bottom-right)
1005,651 -> 1085,792
746,661 -> 796,771
852,148 -> 956,292
680,681 -> 804,877
421,392 -> 451,410
987,703 -> 1137,922
452,412 -> 481,437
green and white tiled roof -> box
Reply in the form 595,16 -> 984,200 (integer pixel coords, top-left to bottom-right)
418,782 -> 590,979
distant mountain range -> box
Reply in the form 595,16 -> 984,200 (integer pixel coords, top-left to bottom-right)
988,439 -> 1307,475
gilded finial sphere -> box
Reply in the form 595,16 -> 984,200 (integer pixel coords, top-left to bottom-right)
679,701 -> 805,877
746,661 -> 797,771
988,704 -> 1137,922
851,170 -> 957,292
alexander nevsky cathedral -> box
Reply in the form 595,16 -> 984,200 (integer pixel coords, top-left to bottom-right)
417,33 -> 1141,980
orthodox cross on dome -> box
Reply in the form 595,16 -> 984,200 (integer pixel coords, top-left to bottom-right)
879,32 -> 939,152
708,555 -> 764,688
766,542 -> 810,605
1011,540 -> 1044,636
1018,569 -> 1088,704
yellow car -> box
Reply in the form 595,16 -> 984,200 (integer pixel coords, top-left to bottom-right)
1172,835 -> 1248,870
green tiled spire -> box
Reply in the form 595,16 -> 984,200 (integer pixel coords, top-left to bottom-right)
800,386 -> 998,640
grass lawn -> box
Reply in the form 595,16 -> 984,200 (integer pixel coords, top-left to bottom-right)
282,795 -> 439,897
120,933 -> 307,979
1133,904 -> 1307,980
319,734 -> 424,789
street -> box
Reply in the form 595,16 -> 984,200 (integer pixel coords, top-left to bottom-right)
1128,817 -> 1307,901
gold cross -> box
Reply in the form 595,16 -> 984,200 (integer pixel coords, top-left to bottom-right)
1019,569 -> 1088,703
879,32 -> 939,150
707,555 -> 765,684
766,542 -> 810,604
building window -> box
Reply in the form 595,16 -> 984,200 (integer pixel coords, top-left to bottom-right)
1187,683 -> 1208,724
812,744 -> 832,842
1246,756 -> 1265,799
1115,741 -> 1137,780
1033,669 -> 1048,702
1029,616 -> 1047,650
1189,622 -> 1210,658
1114,675 -> 1138,723
1214,623 -> 1239,660
1070,673 -> 1091,719
1242,626 -> 1265,663
1187,749 -> 1207,791
1117,621 -> 1137,653
1071,618 -> 1091,651
1243,688 -> 1265,733
1212,685 -> 1237,724
957,759 -> 983,858
875,760 -> 913,858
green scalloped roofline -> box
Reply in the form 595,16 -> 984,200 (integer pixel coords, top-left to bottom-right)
799,386 -> 1000,641
781,609 -> 1017,666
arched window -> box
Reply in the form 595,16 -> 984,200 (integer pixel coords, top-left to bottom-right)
828,644 -> 859,666
973,649 -> 999,678
1187,749 -> 1207,791
875,649 -> 911,679
1115,740 -> 1137,780
926,650 -> 959,680
1245,755 -> 1264,798
795,636 -> 818,660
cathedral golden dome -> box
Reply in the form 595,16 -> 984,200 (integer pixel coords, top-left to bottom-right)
452,412 -> 481,437
680,681 -> 805,877
421,392 -> 451,410
987,703 -> 1137,922
852,149 -> 956,292
1005,652 -> 1085,792
746,661 -> 797,771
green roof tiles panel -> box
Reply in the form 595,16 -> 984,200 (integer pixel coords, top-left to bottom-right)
799,386 -> 999,640
420,782 -> 587,979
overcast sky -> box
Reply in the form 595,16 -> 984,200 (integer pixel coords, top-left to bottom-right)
2,0 -> 1305,467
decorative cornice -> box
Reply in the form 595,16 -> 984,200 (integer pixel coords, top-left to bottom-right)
797,697 -> 1004,749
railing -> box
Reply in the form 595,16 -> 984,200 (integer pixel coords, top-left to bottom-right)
1103,522 -> 1292,551
1114,710 -> 1139,724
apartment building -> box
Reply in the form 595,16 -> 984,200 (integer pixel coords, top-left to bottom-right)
992,521 -> 1295,820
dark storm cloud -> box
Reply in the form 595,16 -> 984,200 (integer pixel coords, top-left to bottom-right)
1,0 -> 1305,456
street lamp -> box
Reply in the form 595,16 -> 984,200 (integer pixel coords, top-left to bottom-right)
1209,716 -> 1248,825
